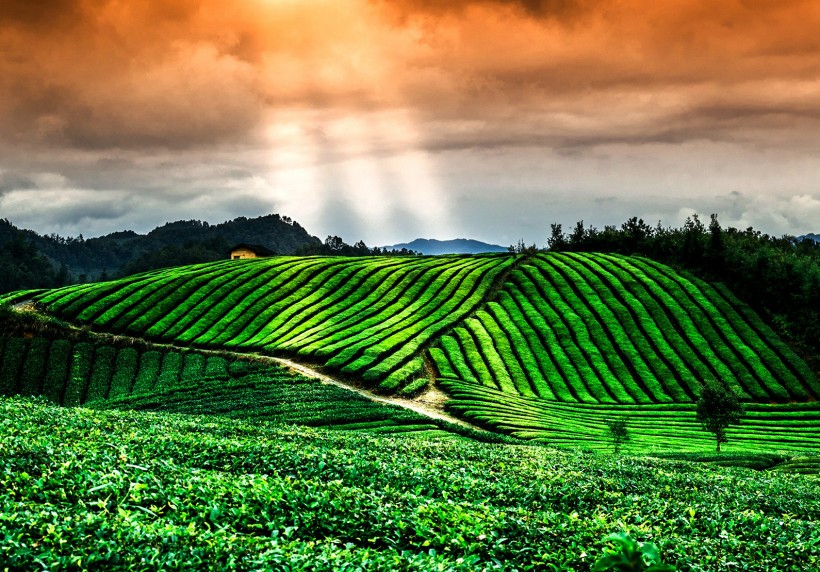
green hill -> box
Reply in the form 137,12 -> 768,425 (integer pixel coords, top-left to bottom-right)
0,309 -> 504,441
2,252 -> 818,454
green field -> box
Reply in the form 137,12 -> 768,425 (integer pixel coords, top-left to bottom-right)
2,250 -> 820,570
2,397 -> 819,570
2,252 -> 817,456
0,326 -> 507,441
1,254 -> 514,394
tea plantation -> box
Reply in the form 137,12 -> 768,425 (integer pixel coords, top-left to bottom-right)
0,316 -> 488,440
2,397 -> 819,570
3,252 -> 818,454
2,248 -> 820,570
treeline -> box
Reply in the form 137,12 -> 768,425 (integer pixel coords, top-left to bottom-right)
117,237 -> 231,277
0,232 -> 68,293
0,214 -> 322,291
296,235 -> 419,256
547,215 -> 820,365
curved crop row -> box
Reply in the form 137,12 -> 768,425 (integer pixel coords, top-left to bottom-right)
432,252 -> 817,408
440,378 -> 820,454
17,254 -> 515,390
0,336 -> 243,406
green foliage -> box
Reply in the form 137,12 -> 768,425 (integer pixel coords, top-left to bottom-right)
399,377 -> 429,397
23,254 -> 514,390
64,342 -> 93,406
696,383 -> 746,453
86,346 -> 116,402
204,356 -> 229,380
0,337 -> 27,395
593,532 -> 676,571
132,351 -> 162,394
19,337 -> 49,396
434,252 -> 816,416
109,347 -> 139,398
547,214 -> 820,366
42,339 -> 71,404
0,213 -> 321,291
441,379 -> 820,455
0,224 -> 65,293
2,397 -> 819,570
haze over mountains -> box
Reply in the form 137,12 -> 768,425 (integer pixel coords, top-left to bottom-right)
381,238 -> 507,255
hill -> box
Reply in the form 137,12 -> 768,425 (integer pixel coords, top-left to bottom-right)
2,254 -> 820,569
381,238 -> 508,255
0,214 -> 321,288
0,305 -> 499,440
3,252 -> 818,454
800,233 -> 820,243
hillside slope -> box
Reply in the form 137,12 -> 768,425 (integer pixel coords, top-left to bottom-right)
2,254 -> 516,394
3,252 -> 818,453
0,308 -> 495,440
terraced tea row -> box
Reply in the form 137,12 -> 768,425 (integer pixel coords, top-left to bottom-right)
3,254 -> 514,392
3,252 -> 816,453
440,378 -> 820,455
0,334 -> 473,438
430,252 -> 816,405
0,334 -> 243,406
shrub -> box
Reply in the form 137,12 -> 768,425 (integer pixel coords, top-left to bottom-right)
593,532 -> 676,571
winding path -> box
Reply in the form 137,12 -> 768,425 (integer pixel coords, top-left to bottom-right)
271,356 -> 491,433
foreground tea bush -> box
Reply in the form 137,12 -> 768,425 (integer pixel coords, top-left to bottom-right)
2,397 -> 818,571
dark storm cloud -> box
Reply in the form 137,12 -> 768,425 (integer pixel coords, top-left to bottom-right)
378,0 -> 595,18
0,171 -> 37,195
51,201 -> 134,224
0,0 -> 82,28
1,0 -> 820,243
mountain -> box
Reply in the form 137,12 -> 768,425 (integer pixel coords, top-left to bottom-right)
381,238 -> 508,255
799,233 -> 820,243
0,214 -> 321,288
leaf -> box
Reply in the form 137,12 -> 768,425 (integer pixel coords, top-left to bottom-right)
640,542 -> 662,564
592,554 -> 628,571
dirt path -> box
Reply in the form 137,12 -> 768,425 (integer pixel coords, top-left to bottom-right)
7,303 -> 491,434
270,357 -> 491,433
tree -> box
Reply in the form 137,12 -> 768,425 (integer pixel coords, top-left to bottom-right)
696,383 -> 745,453
606,419 -> 630,454
508,239 -> 539,255
324,235 -> 344,252
547,223 -> 567,251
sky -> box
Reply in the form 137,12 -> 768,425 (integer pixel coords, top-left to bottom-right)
1,0 -> 819,246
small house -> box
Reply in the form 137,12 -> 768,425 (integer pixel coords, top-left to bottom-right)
229,244 -> 275,260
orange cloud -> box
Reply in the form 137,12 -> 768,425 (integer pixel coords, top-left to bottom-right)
1,0 -> 820,242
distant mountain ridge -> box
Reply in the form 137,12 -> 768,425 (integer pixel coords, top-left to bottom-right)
381,238 -> 507,255
799,233 -> 820,243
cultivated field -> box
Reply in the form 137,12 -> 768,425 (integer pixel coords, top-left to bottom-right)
1,397 -> 819,570
2,252 -> 817,456
2,251 -> 820,570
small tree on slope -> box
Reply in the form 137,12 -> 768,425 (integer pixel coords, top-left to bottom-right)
606,419 -> 630,454
696,383 -> 745,453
